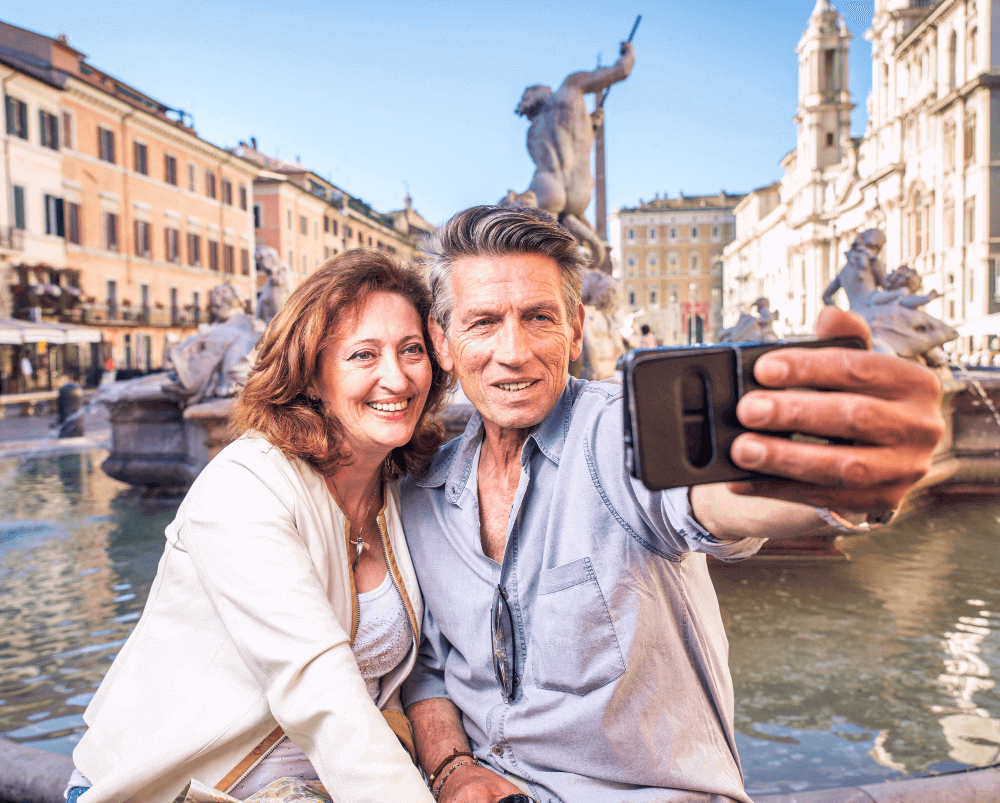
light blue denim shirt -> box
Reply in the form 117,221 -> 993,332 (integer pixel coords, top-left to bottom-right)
401,377 -> 765,803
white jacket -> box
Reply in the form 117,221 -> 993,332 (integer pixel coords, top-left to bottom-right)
73,434 -> 434,803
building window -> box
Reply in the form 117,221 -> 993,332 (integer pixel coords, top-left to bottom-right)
165,227 -> 180,262
287,210 -> 293,230
627,228 -> 635,242
240,247 -> 250,276
647,255 -> 657,274
134,220 -> 151,257
689,253 -> 699,273
66,202 -> 81,244
649,289 -> 658,306
648,227 -> 657,242
13,185 -> 26,230
103,212 -> 119,251
944,121 -> 956,170
223,244 -> 235,274
964,198 -> 976,243
300,215 -> 308,236
302,253 -> 308,273
187,163 -> 197,192
187,232 -> 201,266
140,283 -> 150,321
711,225 -> 720,239
39,111 -> 59,150
61,111 -> 73,148
170,287 -> 179,327
948,31 -> 957,91
331,219 -> 338,236
98,127 -> 115,163
208,240 -> 219,271
106,280 -> 118,321
44,195 -> 65,236
669,227 -> 677,239
628,290 -> 636,306
944,202 -> 955,248
164,154 -> 178,186
239,184 -> 248,211
690,226 -> 699,239
205,170 -> 217,199
221,178 -> 233,206
5,96 -> 27,139
964,113 -> 976,163
193,290 -> 201,325
323,215 -> 330,233
668,252 -> 678,271
133,141 -> 148,175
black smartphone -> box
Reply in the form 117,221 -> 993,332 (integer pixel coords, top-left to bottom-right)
622,336 -> 866,491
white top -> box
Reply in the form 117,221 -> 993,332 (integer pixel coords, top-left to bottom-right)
233,572 -> 412,796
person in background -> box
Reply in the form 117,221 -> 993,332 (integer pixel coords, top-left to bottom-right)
639,324 -> 657,348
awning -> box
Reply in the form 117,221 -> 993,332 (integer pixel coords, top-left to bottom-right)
0,318 -> 102,346
955,313 -> 1000,338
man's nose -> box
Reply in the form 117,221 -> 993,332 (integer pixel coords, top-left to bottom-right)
494,319 -> 530,366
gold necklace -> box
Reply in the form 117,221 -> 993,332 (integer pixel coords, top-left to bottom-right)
328,477 -> 379,571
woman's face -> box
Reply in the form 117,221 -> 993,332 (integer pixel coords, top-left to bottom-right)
310,291 -> 433,465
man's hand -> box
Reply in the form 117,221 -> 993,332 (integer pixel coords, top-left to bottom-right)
436,762 -> 525,803
726,305 -> 944,514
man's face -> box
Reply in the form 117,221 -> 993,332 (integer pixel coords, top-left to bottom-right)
432,253 -> 584,434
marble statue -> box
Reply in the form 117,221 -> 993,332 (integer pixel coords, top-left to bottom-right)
578,269 -> 625,379
717,297 -> 779,343
162,282 -> 263,405
822,230 -> 957,366
255,245 -> 295,324
507,41 -> 635,268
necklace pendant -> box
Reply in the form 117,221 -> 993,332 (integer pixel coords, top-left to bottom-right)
353,535 -> 366,570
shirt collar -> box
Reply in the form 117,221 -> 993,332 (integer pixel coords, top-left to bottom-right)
417,378 -> 579,503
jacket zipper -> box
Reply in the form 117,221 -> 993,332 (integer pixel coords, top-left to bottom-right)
223,732 -> 287,794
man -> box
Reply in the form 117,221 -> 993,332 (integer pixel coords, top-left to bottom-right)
401,206 -> 943,803
514,41 -> 634,267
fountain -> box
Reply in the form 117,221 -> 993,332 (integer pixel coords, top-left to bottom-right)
97,248 -> 291,494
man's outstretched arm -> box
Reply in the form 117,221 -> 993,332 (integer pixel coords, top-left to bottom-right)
407,697 -> 524,803
692,306 -> 944,540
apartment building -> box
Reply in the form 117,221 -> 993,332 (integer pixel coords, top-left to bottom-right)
609,191 -> 744,344
1,20 -> 258,383
235,142 -> 432,287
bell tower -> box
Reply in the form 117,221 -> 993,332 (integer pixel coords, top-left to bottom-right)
795,0 -> 854,171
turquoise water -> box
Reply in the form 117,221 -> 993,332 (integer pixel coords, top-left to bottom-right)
0,450 -> 998,796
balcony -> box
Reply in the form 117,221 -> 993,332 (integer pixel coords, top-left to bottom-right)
0,227 -> 25,253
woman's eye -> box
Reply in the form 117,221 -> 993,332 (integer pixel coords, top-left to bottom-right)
350,350 -> 375,361
403,343 -> 425,355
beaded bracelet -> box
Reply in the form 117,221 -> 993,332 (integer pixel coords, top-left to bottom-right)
428,749 -> 476,786
433,759 -> 477,801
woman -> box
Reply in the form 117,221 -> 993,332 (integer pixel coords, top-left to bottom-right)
67,251 -> 450,803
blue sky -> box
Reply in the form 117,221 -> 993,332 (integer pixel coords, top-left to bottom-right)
1,1 -> 874,224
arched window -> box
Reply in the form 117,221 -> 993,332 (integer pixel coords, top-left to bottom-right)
948,31 -> 958,91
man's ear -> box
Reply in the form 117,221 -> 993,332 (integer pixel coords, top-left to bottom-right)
429,318 -> 455,372
569,303 -> 585,362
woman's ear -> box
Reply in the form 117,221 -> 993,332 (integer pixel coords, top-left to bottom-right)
429,319 -> 454,372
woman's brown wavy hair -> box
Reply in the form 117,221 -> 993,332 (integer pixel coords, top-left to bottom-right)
230,250 -> 452,481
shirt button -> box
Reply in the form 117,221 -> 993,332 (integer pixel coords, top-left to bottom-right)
492,745 -> 504,756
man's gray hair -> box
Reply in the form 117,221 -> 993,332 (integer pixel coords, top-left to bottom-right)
423,205 -> 586,336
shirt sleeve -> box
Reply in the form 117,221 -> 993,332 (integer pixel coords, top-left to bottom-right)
593,393 -> 767,561
402,600 -> 452,708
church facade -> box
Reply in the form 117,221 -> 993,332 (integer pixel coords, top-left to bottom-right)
723,0 -> 998,351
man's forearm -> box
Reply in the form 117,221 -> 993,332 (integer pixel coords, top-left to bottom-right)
691,483 -> 823,541
407,697 -> 472,776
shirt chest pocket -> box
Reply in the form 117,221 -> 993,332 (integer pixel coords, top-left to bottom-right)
529,556 -> 626,695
